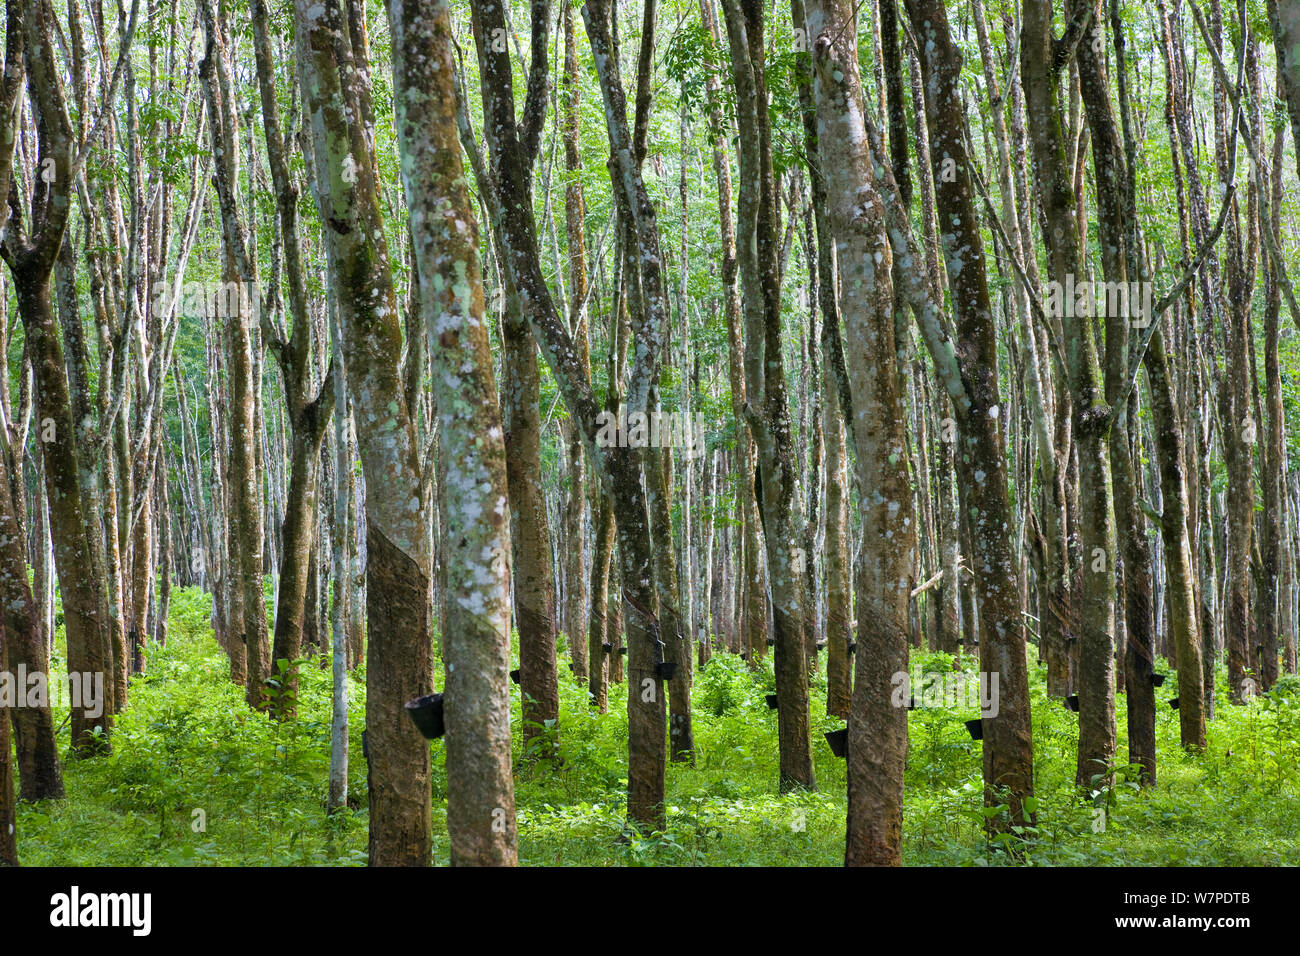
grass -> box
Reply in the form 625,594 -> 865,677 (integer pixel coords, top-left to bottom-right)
13,585 -> 1300,865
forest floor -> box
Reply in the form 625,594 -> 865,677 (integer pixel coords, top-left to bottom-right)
14,586 -> 1300,866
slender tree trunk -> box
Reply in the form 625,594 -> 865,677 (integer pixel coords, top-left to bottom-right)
1268,0 -> 1300,180
296,0 -> 434,866
699,0 -> 766,669
0,414 -> 62,798
130,449 -> 154,675
806,0 -> 914,862
648,439 -> 693,762
199,0 -> 271,710
55,239 -> 117,713
269,429 -> 324,715
904,0 -> 1035,826
587,493 -> 614,711
722,0 -> 816,794
18,277 -> 114,756
0,616 -> 15,865
1021,0 -> 1117,787
1260,121 -> 1285,692
502,282 -> 560,756
327,321 -> 349,815
461,0 -> 561,762
252,0 -> 333,718
823,344 -> 852,719
1077,2 -> 1155,782
792,0 -> 851,715
157,456 -> 172,648
562,1 -> 590,685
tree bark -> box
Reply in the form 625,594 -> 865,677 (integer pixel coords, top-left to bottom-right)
1077,0 -> 1155,782
388,0 -> 519,864
699,0 -> 766,670
296,0 -> 433,866
0,613 -> 15,865
561,0 -> 591,685
251,0 -> 334,719
1021,0 -> 1117,787
199,0 -> 271,710
904,0 -> 1036,826
1268,0 -> 1300,180
722,0 -> 816,794
806,0 -> 914,862
0,404 -> 62,798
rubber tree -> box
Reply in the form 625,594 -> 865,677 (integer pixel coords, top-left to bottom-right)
805,0 -> 915,864
464,0 -> 671,831
1076,0 -> 1156,782
387,0 -> 519,865
791,0 -> 853,718
251,0 -> 335,720
901,0 -> 1036,827
469,0 -> 561,759
0,610 -> 14,865
1268,0 -> 1300,179
721,0 -> 816,794
199,0 -> 272,712
295,0 -> 434,866
0,8 -> 61,790
697,0 -> 767,670
0,8 -> 26,818
0,0 -> 113,757
1021,0 -> 1118,787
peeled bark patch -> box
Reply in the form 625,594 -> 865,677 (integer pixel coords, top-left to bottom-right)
365,526 -> 433,867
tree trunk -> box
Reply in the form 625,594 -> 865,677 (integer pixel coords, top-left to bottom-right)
904,0 -> 1035,826
699,0 -> 766,670
1077,2 -> 1155,782
199,0 -> 271,710
561,0 -> 591,685
0,412 -> 62,798
806,0 -> 914,862
327,333 -> 350,816
722,0 -> 816,794
1268,0 -> 1300,180
587,493 -> 614,711
19,277 -> 114,756
296,0 -> 434,866
251,0 -> 333,719
1260,120 -> 1286,692
0,617 -> 15,865
1021,0 -> 1116,788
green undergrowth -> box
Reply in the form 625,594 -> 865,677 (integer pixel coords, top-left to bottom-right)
14,586 -> 1300,865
